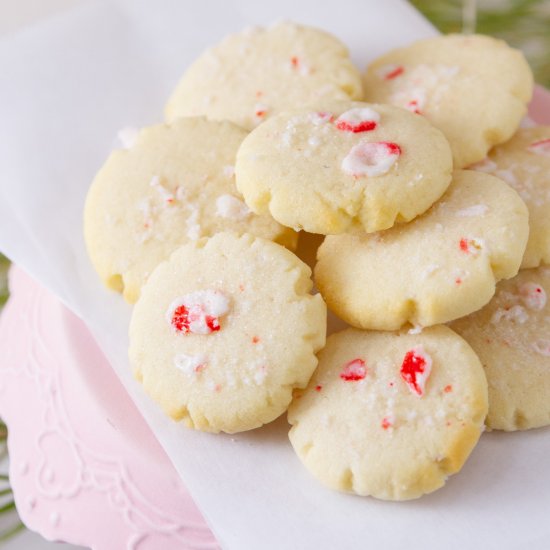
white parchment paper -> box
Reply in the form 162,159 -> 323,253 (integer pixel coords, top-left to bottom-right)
1,1 -> 549,548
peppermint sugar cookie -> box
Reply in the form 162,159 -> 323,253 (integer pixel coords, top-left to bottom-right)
288,327 -> 488,500
363,34 -> 533,168
315,170 -> 529,330
165,22 -> 363,130
471,126 -> 550,268
84,117 -> 295,303
451,266 -> 550,431
236,102 -> 453,234
129,232 -> 327,434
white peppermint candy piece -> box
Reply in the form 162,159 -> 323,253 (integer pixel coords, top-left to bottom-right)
215,194 -> 251,220
334,107 -> 380,133
519,282 -> 547,311
341,141 -> 401,177
174,353 -> 208,376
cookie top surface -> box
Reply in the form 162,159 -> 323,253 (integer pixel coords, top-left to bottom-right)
164,22 -> 363,131
83,117 -> 295,303
235,102 -> 453,234
471,127 -> 550,269
288,326 -> 488,500
315,170 -> 529,330
128,232 -> 327,434
450,266 -> 550,431
363,34 -> 533,168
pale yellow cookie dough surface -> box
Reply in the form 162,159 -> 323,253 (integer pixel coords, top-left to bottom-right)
471,127 -> 550,269
84,117 -> 295,303
288,326 -> 488,500
451,266 -> 550,431
363,34 -> 533,168
165,22 -> 363,131
236,102 -> 453,234
129,232 -> 327,434
315,170 -> 529,330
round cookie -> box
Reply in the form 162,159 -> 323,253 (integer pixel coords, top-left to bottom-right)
165,22 -> 363,131
235,102 -> 453,234
129,232 -> 327,434
450,266 -> 550,431
470,126 -> 550,269
288,326 -> 488,500
84,117 -> 295,303
363,34 -> 533,168
315,170 -> 529,330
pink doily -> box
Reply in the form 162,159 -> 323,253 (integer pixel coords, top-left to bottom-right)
0,267 -> 219,550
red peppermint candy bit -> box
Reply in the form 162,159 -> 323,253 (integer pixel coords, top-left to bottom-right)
170,305 -> 221,335
171,304 -> 191,333
339,358 -> 367,381
444,384 -> 453,393
381,417 -> 393,430
407,99 -> 422,114
291,56 -> 299,68
252,336 -> 260,344
527,138 -> 550,156
384,65 -> 404,80
335,119 -> 377,133
315,385 -> 323,392
205,315 -> 220,332
459,237 -> 482,256
400,347 -> 433,397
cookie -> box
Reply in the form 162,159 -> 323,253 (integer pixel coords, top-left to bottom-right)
84,117 -> 296,303
471,127 -> 550,269
128,232 -> 327,434
165,22 -> 363,131
315,170 -> 529,330
363,34 -> 533,168
235,102 -> 453,234
288,326 -> 488,500
450,266 -> 550,431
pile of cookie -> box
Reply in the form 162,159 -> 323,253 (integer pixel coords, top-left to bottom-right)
83,22 -> 550,501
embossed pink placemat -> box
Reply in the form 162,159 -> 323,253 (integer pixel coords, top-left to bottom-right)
0,267 -> 218,550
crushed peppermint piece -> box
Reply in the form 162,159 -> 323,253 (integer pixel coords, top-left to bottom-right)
174,353 -> 208,377
456,204 -> 489,217
117,126 -> 139,149
444,385 -> 453,393
340,358 -> 367,381
527,138 -> 550,157
400,346 -> 432,397
408,323 -> 423,335
215,194 -> 251,220
254,103 -> 269,118
309,111 -> 334,125
253,365 -> 268,385
378,64 -> 405,80
334,107 -> 380,133
533,339 -> 550,357
519,282 -> 547,311
381,416 -> 394,430
149,175 -> 175,205
491,304 -> 529,324
341,141 -> 401,177
459,237 -> 483,256
167,290 -> 230,335
315,384 -> 323,392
